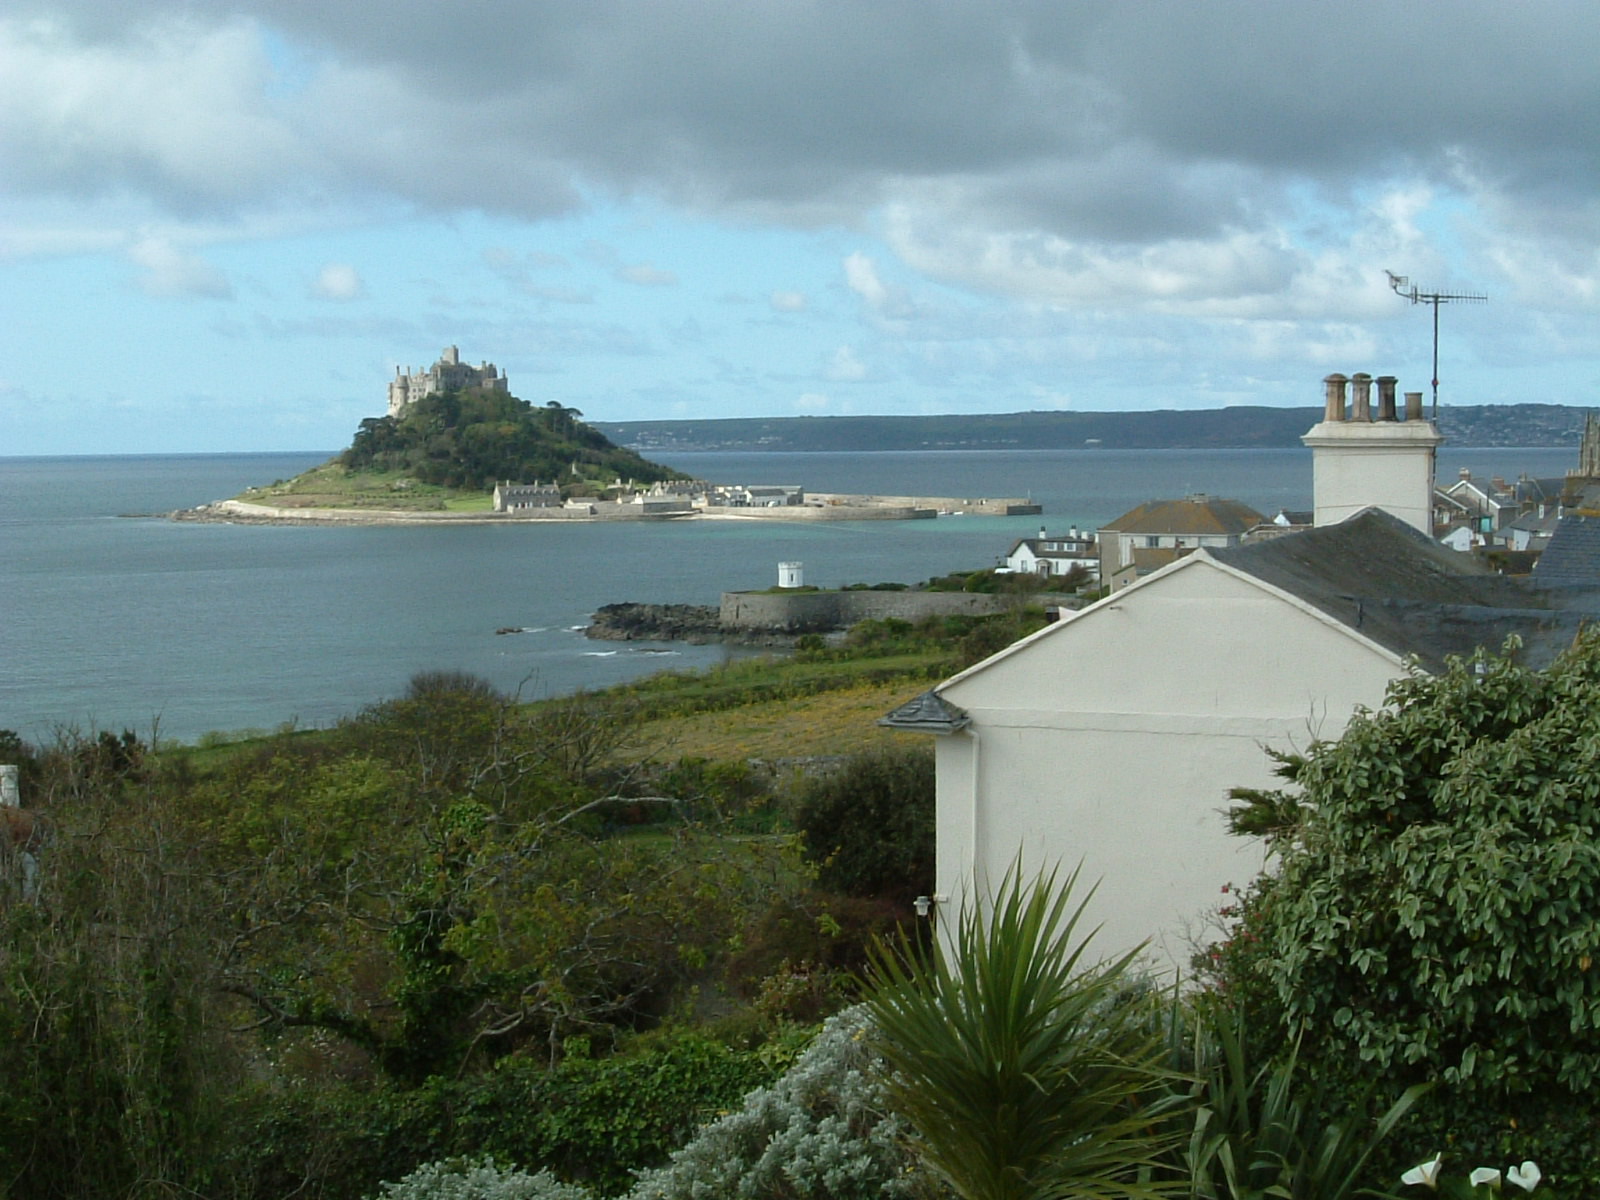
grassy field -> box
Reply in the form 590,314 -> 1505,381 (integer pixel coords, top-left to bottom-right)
236,462 -> 490,511
629,676 -> 932,762
175,643 -> 954,774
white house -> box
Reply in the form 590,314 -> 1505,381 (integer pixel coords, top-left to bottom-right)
885,510 -> 1594,970
886,374 -> 1595,971
1001,528 -> 1098,582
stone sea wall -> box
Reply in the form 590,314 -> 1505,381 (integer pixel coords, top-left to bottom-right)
719,589 -> 1069,632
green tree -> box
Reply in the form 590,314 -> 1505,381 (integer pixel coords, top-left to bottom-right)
863,865 -> 1180,1200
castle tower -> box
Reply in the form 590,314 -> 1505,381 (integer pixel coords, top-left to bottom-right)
1301,373 -> 1442,534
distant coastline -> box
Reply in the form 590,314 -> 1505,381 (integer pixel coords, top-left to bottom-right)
595,403 -> 1591,453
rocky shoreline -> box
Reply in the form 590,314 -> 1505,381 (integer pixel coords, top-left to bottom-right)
584,603 -> 801,647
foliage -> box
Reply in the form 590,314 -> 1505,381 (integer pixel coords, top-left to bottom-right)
0,750 -> 230,1199
1225,630 -> 1600,1098
207,1014 -> 808,1196
1181,1014 -> 1426,1200
863,865 -> 1181,1200
339,387 -> 686,492
792,743 -> 935,906
623,1005 -> 929,1200
726,892 -> 913,1024
372,1158 -> 591,1200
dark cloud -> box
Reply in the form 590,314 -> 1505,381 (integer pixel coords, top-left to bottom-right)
7,1 -> 1599,295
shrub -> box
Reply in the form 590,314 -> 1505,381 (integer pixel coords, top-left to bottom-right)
622,1006 -> 926,1200
1213,631 -> 1600,1192
1233,632 -> 1600,1095
370,1157 -> 591,1200
792,743 -> 934,906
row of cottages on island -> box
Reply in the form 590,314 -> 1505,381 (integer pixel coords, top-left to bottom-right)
887,372 -> 1600,971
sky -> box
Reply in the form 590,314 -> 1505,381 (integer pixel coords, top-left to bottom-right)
4,2 -> 1599,455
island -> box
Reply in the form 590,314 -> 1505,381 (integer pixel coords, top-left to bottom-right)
175,346 -> 1037,525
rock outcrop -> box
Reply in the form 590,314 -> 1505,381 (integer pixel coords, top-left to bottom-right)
585,603 -> 725,643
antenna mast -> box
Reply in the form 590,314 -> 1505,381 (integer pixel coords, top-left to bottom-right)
1385,271 -> 1487,419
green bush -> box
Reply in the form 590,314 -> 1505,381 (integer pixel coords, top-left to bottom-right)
370,1158 -> 590,1200
1213,630 -> 1600,1193
792,743 -> 935,906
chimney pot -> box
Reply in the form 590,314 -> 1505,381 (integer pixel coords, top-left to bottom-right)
1322,374 -> 1349,421
1376,375 -> 1399,422
1404,391 -> 1425,421
1350,373 -> 1373,422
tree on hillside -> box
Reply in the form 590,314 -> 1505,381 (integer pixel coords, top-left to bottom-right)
341,388 -> 684,491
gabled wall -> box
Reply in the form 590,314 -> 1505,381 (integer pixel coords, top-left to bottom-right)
932,554 -> 1407,971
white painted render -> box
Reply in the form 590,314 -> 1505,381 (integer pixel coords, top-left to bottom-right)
930,551 -> 1410,974
1302,419 -> 1442,533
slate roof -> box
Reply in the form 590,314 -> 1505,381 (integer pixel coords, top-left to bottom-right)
878,690 -> 971,733
1534,515 -> 1600,586
1207,508 -> 1600,672
1103,494 -> 1265,537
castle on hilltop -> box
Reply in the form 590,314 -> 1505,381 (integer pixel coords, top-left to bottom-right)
388,346 -> 509,418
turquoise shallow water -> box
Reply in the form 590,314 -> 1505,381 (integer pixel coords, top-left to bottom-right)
0,445 -> 1574,744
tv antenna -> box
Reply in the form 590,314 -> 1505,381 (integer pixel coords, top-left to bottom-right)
1385,271 -> 1487,418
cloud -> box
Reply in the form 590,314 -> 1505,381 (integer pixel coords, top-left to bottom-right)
311,262 -> 362,300
7,2 -> 1600,348
794,392 -> 831,412
127,235 -> 232,298
769,289 -> 806,312
824,346 -> 868,382
618,262 -> 676,287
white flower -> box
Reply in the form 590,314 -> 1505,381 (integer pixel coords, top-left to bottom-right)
1469,1166 -> 1503,1190
1507,1162 -> 1541,1192
1403,1155 -> 1443,1189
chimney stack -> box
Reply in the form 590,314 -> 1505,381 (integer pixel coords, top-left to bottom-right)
1323,374 -> 1349,422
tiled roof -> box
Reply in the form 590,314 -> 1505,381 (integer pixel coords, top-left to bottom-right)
1534,516 -> 1600,586
1103,495 -> 1265,536
1209,509 -> 1600,672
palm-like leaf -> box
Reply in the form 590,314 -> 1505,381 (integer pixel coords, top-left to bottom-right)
864,864 -> 1181,1200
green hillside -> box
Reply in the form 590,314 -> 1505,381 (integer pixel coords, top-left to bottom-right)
246,388 -> 691,510
340,388 -> 689,490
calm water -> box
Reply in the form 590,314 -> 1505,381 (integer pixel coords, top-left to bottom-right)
0,445 -> 1575,744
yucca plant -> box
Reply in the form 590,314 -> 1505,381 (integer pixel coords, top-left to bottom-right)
1185,1015 -> 1428,1200
863,864 -> 1183,1200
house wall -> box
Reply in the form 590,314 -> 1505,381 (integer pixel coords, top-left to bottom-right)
931,557 -> 1406,971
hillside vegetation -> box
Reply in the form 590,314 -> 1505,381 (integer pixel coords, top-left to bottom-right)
0,609 -> 1038,1198
247,388 -> 689,509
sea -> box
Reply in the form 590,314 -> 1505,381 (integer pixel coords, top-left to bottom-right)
0,445 -> 1576,746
